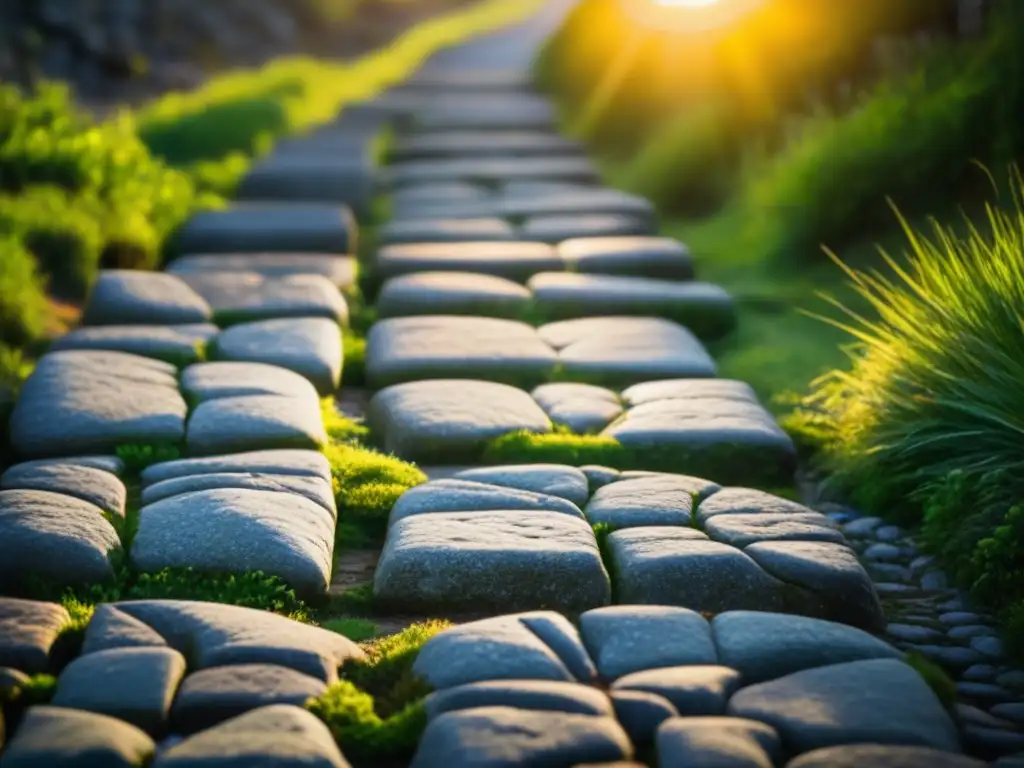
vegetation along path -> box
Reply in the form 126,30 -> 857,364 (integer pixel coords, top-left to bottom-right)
1,2 -> 1022,766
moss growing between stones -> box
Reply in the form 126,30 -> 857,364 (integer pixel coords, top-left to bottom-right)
904,652 -> 957,710
484,429 -> 623,467
592,522 -> 618,603
343,329 -> 367,388
116,443 -> 182,474
323,618 -> 380,642
322,399 -> 370,444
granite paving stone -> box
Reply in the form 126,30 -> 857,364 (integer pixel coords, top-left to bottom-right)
611,690 -> 679,745
238,151 -> 374,216
612,666 -> 742,715
424,680 -> 614,721
452,464 -> 590,507
0,598 -> 70,674
787,745 -> 985,767
1,461 -> 126,517
180,362 -> 320,406
391,130 -> 580,161
521,213 -> 653,243
390,181 -> 491,205
499,188 -> 656,222
696,487 -> 826,526
379,217 -> 516,245
79,604 -> 169,655
584,474 -> 699,529
178,272 -> 349,325
142,472 -> 336,517
168,253 -> 357,289
384,156 -> 599,187
530,382 -> 624,433
704,513 -> 846,548
376,271 -> 531,318
81,271 -> 212,326
656,717 -> 781,768
185,394 -> 328,455
177,203 -> 356,254
387,478 -> 584,527
0,706 -> 155,768
374,241 -> 564,283
559,236 -> 696,279
140,450 -> 331,486
51,324 -> 220,366
410,95 -> 556,131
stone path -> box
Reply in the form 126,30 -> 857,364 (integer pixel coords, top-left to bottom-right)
2,3 -> 1023,765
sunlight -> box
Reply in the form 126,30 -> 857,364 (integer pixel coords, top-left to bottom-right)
623,0 -> 766,31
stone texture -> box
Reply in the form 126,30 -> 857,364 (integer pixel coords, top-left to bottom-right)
177,203 -> 355,255
386,156 -> 596,188
81,271 -> 211,326
584,475 -> 698,529
580,606 -> 717,680
367,379 -> 552,462
729,658 -> 962,753
0,490 -> 121,588
141,450 -> 330,486
51,324 -> 220,366
180,362 -> 320,405
179,272 -> 348,325
521,213 -> 652,243
10,351 -> 187,458
452,464 -> 590,507
388,479 -> 583,528
559,236 -> 695,280
621,378 -> 760,407
1,461 -> 126,517
51,647 -> 187,735
132,489 -> 335,597
500,188 -> 655,222
788,745 -> 984,768
170,664 -> 328,734
704,513 -> 846,548
424,680 -> 613,721
169,253 -> 357,289
365,316 -> 557,389
379,217 -> 515,245
696,487 -> 826,526
142,472 -> 336,517
0,598 -> 70,673
213,317 -> 343,395
531,382 -> 623,434
658,717 -> 780,767
374,510 -> 609,613
374,241 -> 563,283
613,666 -> 742,715
80,604 -> 168,655
185,395 -> 327,455
238,152 -> 373,215
0,706 -> 155,768
376,272 -> 531,319
392,130 -> 579,161
611,690 -> 679,744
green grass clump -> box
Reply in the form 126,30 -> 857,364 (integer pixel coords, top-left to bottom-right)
1,237 -> 50,346
115,443 -> 182,473
323,618 -> 380,643
484,429 -> 623,466
325,442 -> 426,537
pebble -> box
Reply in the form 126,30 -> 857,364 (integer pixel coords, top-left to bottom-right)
886,624 -> 945,644
957,703 -> 1016,730
875,583 -> 925,598
956,682 -> 1014,703
992,704 -> 1024,726
951,625 -> 999,641
867,563 -> 912,582
941,612 -> 985,627
910,645 -> 984,669
964,665 -> 1001,683
875,525 -> 903,541
864,543 -> 903,562
972,637 -> 1006,660
842,516 -> 883,536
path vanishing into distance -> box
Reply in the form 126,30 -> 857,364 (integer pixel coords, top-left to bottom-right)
1,4 -> 1023,766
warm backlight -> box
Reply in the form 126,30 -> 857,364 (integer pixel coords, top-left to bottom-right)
624,0 -> 766,31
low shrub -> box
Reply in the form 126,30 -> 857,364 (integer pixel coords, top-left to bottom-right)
0,237 -> 49,346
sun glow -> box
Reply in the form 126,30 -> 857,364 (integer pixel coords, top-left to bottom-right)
623,0 -> 766,32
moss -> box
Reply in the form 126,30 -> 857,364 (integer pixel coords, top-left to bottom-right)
115,443 -> 182,474
592,522 -> 618,602
342,329 -> 367,387
322,399 -> 370,444
904,652 -> 957,710
322,618 -> 379,643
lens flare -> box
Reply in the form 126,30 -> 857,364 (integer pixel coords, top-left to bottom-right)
623,0 -> 766,31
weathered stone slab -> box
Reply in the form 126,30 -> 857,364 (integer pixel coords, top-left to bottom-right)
0,598 -> 70,674
168,253 -> 357,290
112,601 -> 363,682
374,510 -> 610,613
142,472 -> 336,517
80,604 -> 168,655
391,181 -> 490,205
2,461 -> 126,517
141,450 -> 331,486
453,465 -> 590,507
178,273 -> 349,325
705,513 -> 845,548
81,271 -> 211,326
410,95 -> 556,131
367,380 -> 551,461
385,157 -> 599,188
711,611 -> 903,685
51,324 -> 219,366
540,317 -> 718,385
531,383 -> 623,434
154,705 -> 348,767
177,204 -> 356,255
585,475 -> 699,529
10,351 -> 186,458
530,273 -> 736,339
788,745 -> 984,768
728,659 -> 962,753
580,606 -> 717,680
622,378 -> 760,408
132,488 -> 335,597
51,647 -> 187,735
500,189 -> 656,222
365,316 -> 557,389
612,690 -> 679,745
0,706 -> 155,768
695,487 -> 826,526
0,490 -> 121,588
379,217 -> 516,245
213,317 -> 343,395
411,708 -> 633,768
376,272 -> 530,319
612,666 -> 742,715
186,395 -> 327,456
170,664 -> 328,734
392,131 -> 580,161
656,717 -> 781,768
180,363 -> 319,406
424,680 -> 613,721
388,479 -> 583,527
521,214 -> 654,244
558,236 -> 696,280
238,152 -> 374,215
375,241 -> 563,283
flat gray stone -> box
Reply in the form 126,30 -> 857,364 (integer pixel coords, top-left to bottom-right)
186,395 -> 327,456
0,598 -> 70,673
410,96 -> 556,131
392,130 -> 579,161
375,241 -> 563,283
425,680 -> 613,721
540,317 -> 717,385
374,510 -> 609,613
611,690 -> 679,744
376,272 -> 531,319
500,188 -> 655,221
2,462 -> 126,517
616,471 -> 723,500
366,316 -> 557,389
390,181 -> 490,205
51,324 -> 219,366
531,382 -> 623,433
132,488 -> 335,597
453,464 -> 590,507
181,363 -> 319,406
112,601 -> 364,682
583,465 -> 622,489
388,479 -> 583,527
696,488 -> 822,526
177,204 -> 355,254
368,380 -> 552,461
168,253 -> 357,289
82,271 -> 211,326
521,214 -> 652,243
80,604 -> 168,655
142,472 -> 336,517
621,378 -> 760,407
656,717 -> 780,768
411,707 -> 631,767
608,528 -> 793,613
613,666 -> 742,715
10,351 -> 187,458
585,475 -> 700,529
531,274 -> 734,339
413,612 -> 594,690
712,611 -> 904,684
51,647 -> 187,735
580,606 -> 717,680
386,156 -> 597,187
728,658 -> 962,753
154,704 -> 348,767
705,513 -> 845,548
0,490 -> 121,588
0,706 -> 155,767
6,455 -> 124,475
213,317 -> 343,395
788,745 -> 984,768
238,151 -> 373,215
178,272 -> 348,325
745,541 -> 885,632
379,217 -> 515,246
170,664 -> 327,734
141,450 -> 330,486
559,236 -> 695,279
